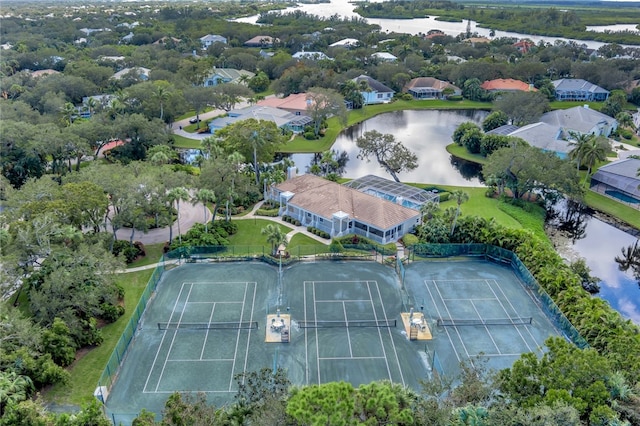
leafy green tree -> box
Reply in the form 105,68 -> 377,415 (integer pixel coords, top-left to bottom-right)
355,130 -> 418,182
461,127 -> 484,154
568,133 -> 609,179
601,90 -> 626,118
493,91 -> 549,126
215,118 -> 286,185
210,84 -> 254,112
248,71 -> 270,93
453,122 -> 481,146
482,110 -> 509,132
482,143 -> 582,200
353,381 -> 414,425
287,381 -> 356,426
339,80 -> 365,110
306,87 -> 348,138
161,392 -> 223,425
41,318 -> 76,367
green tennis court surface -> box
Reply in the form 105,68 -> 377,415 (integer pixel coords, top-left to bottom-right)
106,260 -> 561,422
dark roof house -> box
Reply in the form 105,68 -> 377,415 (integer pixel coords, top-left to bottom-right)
353,75 -> 395,105
552,79 -> 610,102
404,77 -> 461,99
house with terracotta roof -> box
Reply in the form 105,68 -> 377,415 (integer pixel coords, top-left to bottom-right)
513,40 -> 534,54
269,174 -> 421,244
404,77 -> 461,99
463,37 -> 491,46
257,93 -> 310,115
244,36 -> 278,48
481,78 -> 535,93
353,75 -> 395,105
552,79 -> 609,102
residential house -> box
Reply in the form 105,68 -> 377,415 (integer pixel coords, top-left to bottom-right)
200,34 -> 227,50
552,78 -> 610,101
489,122 -> 571,159
203,68 -> 255,86
292,51 -> 331,61
425,30 -> 445,40
481,78 -> 535,93
208,105 -> 312,134
244,36 -> 278,48
404,77 -> 461,99
540,105 -> 617,137
269,174 -> 421,244
257,93 -> 310,115
353,75 -> 395,105
371,52 -> 397,62
463,37 -> 491,46
121,32 -> 134,43
112,67 -> 150,81
153,36 -> 181,45
30,69 -> 60,78
513,40 -> 534,54
591,158 -> 640,205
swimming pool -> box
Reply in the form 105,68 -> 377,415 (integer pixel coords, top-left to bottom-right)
605,190 -> 640,205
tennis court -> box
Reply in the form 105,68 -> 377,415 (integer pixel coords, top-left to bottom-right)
403,259 -> 561,378
105,259 -> 562,422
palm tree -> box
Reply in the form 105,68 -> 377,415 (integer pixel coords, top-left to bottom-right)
261,224 -> 288,256
616,111 -> 635,130
238,74 -> 251,86
167,187 -> 190,244
61,102 -> 76,126
450,190 -> 469,236
0,371 -> 33,415
567,131 -> 594,172
420,200 -> 440,223
581,136 -> 610,180
84,96 -> 98,117
153,84 -> 171,121
192,189 -> 216,233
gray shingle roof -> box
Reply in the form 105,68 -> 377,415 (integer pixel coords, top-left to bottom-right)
353,75 -> 394,93
540,106 -> 616,134
552,79 -> 609,94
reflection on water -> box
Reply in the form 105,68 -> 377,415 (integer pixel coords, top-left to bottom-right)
292,109 -> 488,186
550,201 -> 640,324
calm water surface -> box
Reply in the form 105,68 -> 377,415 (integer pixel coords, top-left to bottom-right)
292,109 -> 487,186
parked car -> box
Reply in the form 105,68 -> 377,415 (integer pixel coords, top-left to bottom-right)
189,117 -> 200,124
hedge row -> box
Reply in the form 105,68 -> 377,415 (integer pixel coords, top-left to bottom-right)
255,208 -> 279,217
306,226 -> 330,239
283,215 -> 302,226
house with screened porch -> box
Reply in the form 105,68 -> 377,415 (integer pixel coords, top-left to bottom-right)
268,174 -> 426,244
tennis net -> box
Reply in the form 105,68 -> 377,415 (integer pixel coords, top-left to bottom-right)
297,319 -> 396,328
437,317 -> 532,326
157,321 -> 259,330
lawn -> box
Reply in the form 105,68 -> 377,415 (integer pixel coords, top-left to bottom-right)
173,134 -> 202,149
45,269 -> 153,405
228,218 -> 293,246
127,243 -> 165,269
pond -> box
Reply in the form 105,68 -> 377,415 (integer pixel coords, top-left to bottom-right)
549,201 -> 640,325
291,109 -> 488,186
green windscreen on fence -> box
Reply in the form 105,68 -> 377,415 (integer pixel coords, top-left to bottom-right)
409,243 -> 588,349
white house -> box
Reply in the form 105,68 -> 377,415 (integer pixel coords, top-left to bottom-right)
352,75 -> 395,105
200,34 -> 227,50
292,51 -> 331,61
269,174 -> 421,244
202,68 -> 255,86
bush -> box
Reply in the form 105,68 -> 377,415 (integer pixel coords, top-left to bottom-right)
100,304 -> 125,323
256,208 -> 279,217
304,131 -> 318,140
439,192 -> 450,202
447,95 -> 463,101
112,240 -> 144,264
401,233 -> 419,247
620,128 -> 633,140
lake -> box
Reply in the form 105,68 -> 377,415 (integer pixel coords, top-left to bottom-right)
232,0 -> 638,49
292,109 -> 487,186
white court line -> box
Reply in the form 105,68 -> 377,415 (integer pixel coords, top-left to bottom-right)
187,301 -> 243,304
309,280 -> 365,283
342,301 -> 353,358
424,281 -> 461,364
200,302 -> 216,360
313,282 -> 321,384
155,283 -> 195,392
316,299 -> 372,303
432,279 -> 488,282
486,279 -> 538,353
470,300 -> 501,354
304,281 -> 309,384
168,358 -> 235,362
374,280 -> 405,386
143,282 -> 189,392
241,282 -> 258,381
319,356 -> 388,360
441,297 -> 496,301
432,280 -> 475,366
228,282 -> 249,392
367,281 -> 395,384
